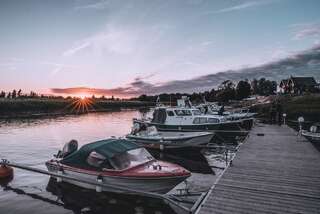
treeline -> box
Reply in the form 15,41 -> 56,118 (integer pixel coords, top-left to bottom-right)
134,78 -> 277,103
0,89 -> 122,101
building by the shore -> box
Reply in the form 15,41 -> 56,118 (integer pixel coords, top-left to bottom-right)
279,76 -> 319,94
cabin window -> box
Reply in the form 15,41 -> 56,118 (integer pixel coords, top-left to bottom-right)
208,118 -> 220,123
167,110 -> 175,116
193,117 -> 208,124
192,110 -> 202,115
175,110 -> 192,116
193,118 -> 200,124
199,117 -> 208,123
110,148 -> 154,170
87,151 -> 106,168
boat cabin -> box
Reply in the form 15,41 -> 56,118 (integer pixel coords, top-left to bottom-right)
60,139 -> 154,171
151,107 -> 226,125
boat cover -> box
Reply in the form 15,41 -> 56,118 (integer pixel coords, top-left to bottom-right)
61,139 -> 141,167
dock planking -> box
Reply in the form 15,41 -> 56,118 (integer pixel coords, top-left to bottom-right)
196,124 -> 320,214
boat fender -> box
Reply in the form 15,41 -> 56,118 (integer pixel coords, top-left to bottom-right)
96,175 -> 103,193
57,169 -> 63,183
310,126 -> 317,133
0,164 -> 13,178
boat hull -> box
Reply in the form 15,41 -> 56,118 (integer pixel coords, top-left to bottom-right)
46,162 -> 188,194
134,119 -> 242,132
126,132 -> 214,149
302,131 -> 320,143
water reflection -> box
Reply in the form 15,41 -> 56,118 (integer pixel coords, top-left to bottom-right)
46,178 -> 175,214
0,110 -> 239,214
149,149 -> 214,174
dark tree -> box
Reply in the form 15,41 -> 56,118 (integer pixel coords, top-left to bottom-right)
251,79 -> 258,95
17,89 -> 22,97
7,92 -> 11,98
12,90 -> 17,98
219,80 -> 235,91
216,80 -> 236,102
236,80 -> 251,99
138,94 -> 148,101
29,91 -> 38,98
0,91 -> 5,98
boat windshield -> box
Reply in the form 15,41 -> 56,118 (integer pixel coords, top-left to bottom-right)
110,148 -> 154,170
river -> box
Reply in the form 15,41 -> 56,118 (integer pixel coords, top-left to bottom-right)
0,109 -> 237,214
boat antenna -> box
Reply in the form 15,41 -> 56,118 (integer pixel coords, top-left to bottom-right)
156,96 -> 160,106
202,95 -> 207,104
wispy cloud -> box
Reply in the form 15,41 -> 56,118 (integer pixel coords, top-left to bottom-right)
203,1 -> 269,15
74,0 -> 109,11
0,58 -> 79,76
52,44 -> 320,97
292,23 -> 320,40
62,23 -> 174,57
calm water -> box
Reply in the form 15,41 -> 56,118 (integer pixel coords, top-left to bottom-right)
0,110 -> 235,214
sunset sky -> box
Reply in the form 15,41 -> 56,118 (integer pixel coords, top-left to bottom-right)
1,0 -> 320,97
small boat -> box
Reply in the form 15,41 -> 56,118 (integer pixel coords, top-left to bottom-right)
46,139 -> 190,194
196,102 -> 256,130
302,123 -> 320,143
126,126 -> 214,150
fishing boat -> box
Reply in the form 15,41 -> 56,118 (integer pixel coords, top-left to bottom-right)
126,126 -> 214,150
302,123 -> 320,143
46,138 -> 191,194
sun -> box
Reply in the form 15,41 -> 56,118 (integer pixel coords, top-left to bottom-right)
78,94 -> 87,99
65,95 -> 95,113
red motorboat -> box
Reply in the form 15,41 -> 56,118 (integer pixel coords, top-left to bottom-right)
46,138 -> 190,194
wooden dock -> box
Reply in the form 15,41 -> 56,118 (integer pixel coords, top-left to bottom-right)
196,124 -> 320,214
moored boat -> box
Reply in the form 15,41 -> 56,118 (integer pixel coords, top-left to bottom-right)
133,106 -> 243,133
126,126 -> 214,150
302,123 -> 320,143
46,138 -> 190,194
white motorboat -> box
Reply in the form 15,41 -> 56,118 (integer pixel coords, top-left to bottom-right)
126,126 -> 214,150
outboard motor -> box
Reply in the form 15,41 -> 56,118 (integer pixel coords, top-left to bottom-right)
131,122 -> 141,134
56,139 -> 78,158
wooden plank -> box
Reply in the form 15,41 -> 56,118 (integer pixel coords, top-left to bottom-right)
197,124 -> 320,214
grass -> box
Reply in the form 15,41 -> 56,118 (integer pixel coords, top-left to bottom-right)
0,98 -> 154,118
250,94 -> 320,122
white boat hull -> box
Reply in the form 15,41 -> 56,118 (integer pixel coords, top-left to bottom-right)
46,163 -> 188,194
302,131 -> 320,143
126,132 -> 214,149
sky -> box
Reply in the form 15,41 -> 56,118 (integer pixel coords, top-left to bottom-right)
1,0 -> 320,97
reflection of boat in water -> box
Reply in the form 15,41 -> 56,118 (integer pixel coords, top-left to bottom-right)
126,126 -> 214,150
0,174 -> 13,187
46,177 -> 176,214
302,123 -> 320,143
149,149 -> 214,174
46,138 -> 190,194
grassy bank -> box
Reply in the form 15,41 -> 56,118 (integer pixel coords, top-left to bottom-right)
0,98 -> 154,119
250,94 -> 320,122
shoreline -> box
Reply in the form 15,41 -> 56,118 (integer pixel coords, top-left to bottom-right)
0,98 -> 154,120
